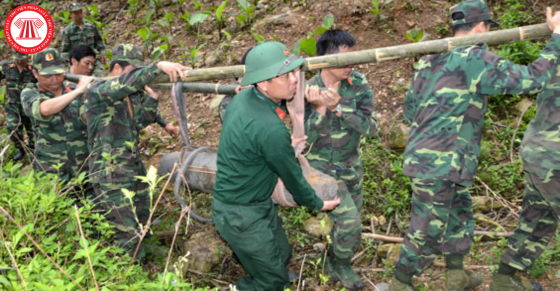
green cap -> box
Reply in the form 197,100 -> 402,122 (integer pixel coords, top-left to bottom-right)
32,48 -> 65,75
12,49 -> 29,60
112,44 -> 146,68
68,2 -> 83,12
240,41 -> 303,86
450,0 -> 499,28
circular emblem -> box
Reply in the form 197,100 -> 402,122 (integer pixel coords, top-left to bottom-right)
4,4 -> 54,54
45,53 -> 54,61
283,49 -> 290,57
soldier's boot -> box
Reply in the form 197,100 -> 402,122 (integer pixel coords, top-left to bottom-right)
490,273 -> 542,291
13,148 -> 24,162
446,269 -> 482,291
328,257 -> 364,290
388,278 -> 418,291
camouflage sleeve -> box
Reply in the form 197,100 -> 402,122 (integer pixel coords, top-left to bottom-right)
133,92 -> 159,131
403,71 -> 420,125
21,87 -> 52,122
340,75 -> 377,136
262,125 -> 324,211
468,33 -> 560,95
304,99 -> 331,144
61,28 -> 71,62
93,26 -> 106,56
155,114 -> 168,128
87,63 -> 162,105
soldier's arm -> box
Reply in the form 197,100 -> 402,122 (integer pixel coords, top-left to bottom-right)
133,91 -> 159,131
304,99 -> 331,144
262,125 -> 324,211
60,28 -> 71,62
468,33 -> 560,95
38,78 -> 93,117
339,75 -> 377,136
403,72 -> 420,125
93,26 -> 106,57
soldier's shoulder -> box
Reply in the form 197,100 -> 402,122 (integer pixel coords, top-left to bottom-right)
63,22 -> 76,32
63,81 -> 77,90
21,83 -> 39,95
83,20 -> 98,29
349,70 -> 366,82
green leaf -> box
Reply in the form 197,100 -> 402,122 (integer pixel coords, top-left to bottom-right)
165,11 -> 175,21
406,28 -> 425,43
300,36 -> 317,57
0,86 -> 5,105
216,0 -> 228,21
237,0 -> 250,10
102,29 -> 111,41
371,0 -> 379,11
222,29 -> 232,39
322,13 -> 334,29
314,27 -> 327,35
251,32 -> 264,43
236,15 -> 247,23
137,28 -> 148,41
190,12 -> 209,25
193,0 -> 202,10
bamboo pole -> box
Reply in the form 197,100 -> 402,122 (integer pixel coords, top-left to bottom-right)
64,23 -> 552,86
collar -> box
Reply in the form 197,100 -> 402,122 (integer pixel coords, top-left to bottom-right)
317,70 -> 354,88
253,87 -> 286,120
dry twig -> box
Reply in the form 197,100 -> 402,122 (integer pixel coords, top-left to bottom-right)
475,177 -> 520,218
74,205 -> 100,291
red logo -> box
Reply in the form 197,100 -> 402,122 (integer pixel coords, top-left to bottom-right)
4,4 -> 54,54
276,107 -> 286,121
283,49 -> 290,57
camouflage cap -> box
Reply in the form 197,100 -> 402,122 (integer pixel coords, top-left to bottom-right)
112,44 -> 146,68
68,2 -> 83,12
32,48 -> 65,75
241,41 -> 303,86
450,0 -> 499,28
12,49 -> 29,60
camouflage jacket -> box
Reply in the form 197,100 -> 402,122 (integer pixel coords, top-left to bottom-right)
304,70 -> 377,176
20,82 -> 88,181
131,92 -> 167,129
0,61 -> 37,103
520,64 -> 560,172
403,34 -> 560,185
61,20 -> 105,61
84,63 -> 162,184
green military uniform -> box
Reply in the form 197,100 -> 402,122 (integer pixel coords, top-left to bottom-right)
0,51 -> 37,156
20,49 -> 89,186
61,2 -> 106,77
497,65 -> 560,273
393,0 -> 560,287
83,44 -> 161,259
304,71 -> 375,262
212,42 -> 324,291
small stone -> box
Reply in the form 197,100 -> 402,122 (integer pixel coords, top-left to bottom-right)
209,94 -> 226,117
303,213 -> 333,238
388,123 -> 410,150
181,229 -> 230,273
377,244 -> 401,262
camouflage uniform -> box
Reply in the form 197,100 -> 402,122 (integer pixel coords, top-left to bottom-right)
499,65 -> 560,272
0,52 -> 37,153
397,23 -> 560,278
304,70 -> 376,260
20,49 -> 89,185
61,3 -> 106,77
83,45 -> 161,258
131,92 -> 168,130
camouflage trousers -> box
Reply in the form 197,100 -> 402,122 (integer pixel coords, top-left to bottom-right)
328,181 -> 362,260
5,95 -> 34,150
500,165 -> 560,271
395,178 -> 474,276
92,179 -> 150,259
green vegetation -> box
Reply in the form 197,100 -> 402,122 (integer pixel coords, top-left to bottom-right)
292,13 -> 335,57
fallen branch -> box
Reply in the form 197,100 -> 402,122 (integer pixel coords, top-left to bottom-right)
74,205 -> 100,291
510,101 -> 532,163
475,177 -> 520,218
363,230 -> 511,243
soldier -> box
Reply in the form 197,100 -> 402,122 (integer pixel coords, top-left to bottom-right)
212,41 -> 341,291
490,60 -> 560,290
131,93 -> 179,136
388,2 -> 560,291
0,50 -> 37,161
304,29 -> 376,290
61,2 -> 106,77
68,45 -> 96,76
83,44 -> 187,261
20,48 -> 93,188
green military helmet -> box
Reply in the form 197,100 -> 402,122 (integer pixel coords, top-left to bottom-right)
112,44 -> 146,68
12,49 -> 29,60
450,0 -> 499,28
32,48 -> 65,75
68,1 -> 83,12
240,41 -> 303,86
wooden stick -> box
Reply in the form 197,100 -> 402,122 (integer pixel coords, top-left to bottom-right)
74,205 -> 100,291
364,230 -> 511,243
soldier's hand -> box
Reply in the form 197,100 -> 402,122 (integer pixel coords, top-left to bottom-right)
76,76 -> 94,93
320,196 -> 341,211
157,62 -> 191,83
306,85 -> 328,116
164,123 -> 179,137
144,85 -> 160,100
235,85 -> 252,93
291,135 -> 307,149
546,7 -> 560,33
323,88 -> 341,111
